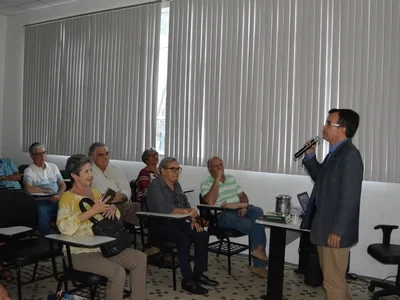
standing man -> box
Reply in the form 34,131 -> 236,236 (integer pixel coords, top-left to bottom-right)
302,108 -> 363,300
201,157 -> 268,278
89,142 -> 140,226
24,142 -> 67,235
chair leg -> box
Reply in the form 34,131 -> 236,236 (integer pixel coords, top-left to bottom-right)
16,267 -> 22,300
133,228 -> 137,249
217,239 -> 223,258
63,276 -> 69,293
31,262 -> 39,281
248,236 -> 252,266
140,225 -> 146,252
172,252 -> 177,291
227,239 -> 232,275
89,284 -> 98,300
50,255 -> 59,280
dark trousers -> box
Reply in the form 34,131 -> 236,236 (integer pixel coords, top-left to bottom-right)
156,220 -> 209,279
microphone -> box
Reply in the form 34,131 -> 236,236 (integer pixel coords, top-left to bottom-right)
293,136 -> 321,160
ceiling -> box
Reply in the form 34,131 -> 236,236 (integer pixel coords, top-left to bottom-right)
0,0 -> 78,16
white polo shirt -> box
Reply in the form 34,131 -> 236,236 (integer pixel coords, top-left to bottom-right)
24,162 -> 63,193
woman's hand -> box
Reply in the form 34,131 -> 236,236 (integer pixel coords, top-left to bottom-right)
92,202 -> 110,216
191,221 -> 203,232
103,204 -> 117,219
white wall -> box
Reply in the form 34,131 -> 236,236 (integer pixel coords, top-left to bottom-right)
1,0 -> 400,282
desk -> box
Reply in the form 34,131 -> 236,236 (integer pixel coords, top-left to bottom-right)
256,219 -> 308,300
31,192 -> 57,200
46,234 -> 116,248
136,212 -> 190,219
0,226 -> 33,238
197,204 -> 239,210
0,186 -> 12,191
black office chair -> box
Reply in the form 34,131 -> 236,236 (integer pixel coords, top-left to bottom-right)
18,164 -> 29,187
0,189 -> 62,300
367,224 -> 400,299
123,180 -> 145,249
47,236 -> 131,300
197,194 -> 251,275
137,196 -> 184,291
60,169 -> 73,190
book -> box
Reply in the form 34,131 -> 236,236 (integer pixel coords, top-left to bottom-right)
260,212 -> 292,224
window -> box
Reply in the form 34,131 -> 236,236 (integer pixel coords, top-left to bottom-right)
164,0 -> 400,182
155,6 -> 169,155
23,3 -> 162,160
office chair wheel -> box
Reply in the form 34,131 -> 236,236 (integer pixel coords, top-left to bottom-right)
368,282 -> 375,292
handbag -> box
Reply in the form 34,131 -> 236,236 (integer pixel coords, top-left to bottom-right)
79,198 -> 132,257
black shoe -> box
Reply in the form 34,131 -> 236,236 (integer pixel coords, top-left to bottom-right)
193,273 -> 219,287
181,279 -> 209,294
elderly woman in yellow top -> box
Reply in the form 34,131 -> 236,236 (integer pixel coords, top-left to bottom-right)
57,154 -> 146,300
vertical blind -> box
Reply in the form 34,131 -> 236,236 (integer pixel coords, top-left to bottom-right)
166,0 -> 400,182
23,2 -> 161,160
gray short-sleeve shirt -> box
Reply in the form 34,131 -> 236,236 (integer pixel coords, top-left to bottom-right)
147,176 -> 191,214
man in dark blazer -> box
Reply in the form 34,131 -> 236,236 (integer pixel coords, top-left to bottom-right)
301,108 -> 363,300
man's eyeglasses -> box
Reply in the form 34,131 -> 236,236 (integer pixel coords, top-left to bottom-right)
325,120 -> 341,128
32,151 -> 46,156
164,167 -> 182,174
96,152 -> 109,157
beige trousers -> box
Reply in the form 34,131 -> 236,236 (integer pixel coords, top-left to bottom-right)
317,246 -> 351,300
72,248 -> 147,300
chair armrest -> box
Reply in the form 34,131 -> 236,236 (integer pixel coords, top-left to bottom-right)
197,204 -> 225,212
374,224 -> 399,245
136,211 -> 190,220
183,188 -> 195,194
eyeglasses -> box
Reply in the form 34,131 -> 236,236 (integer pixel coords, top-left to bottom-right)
96,152 -> 109,157
164,167 -> 182,174
32,151 -> 46,156
325,120 -> 341,128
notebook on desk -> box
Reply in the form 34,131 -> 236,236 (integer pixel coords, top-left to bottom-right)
297,191 -> 310,214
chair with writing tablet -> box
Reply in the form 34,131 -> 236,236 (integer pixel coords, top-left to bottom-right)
197,194 -> 251,275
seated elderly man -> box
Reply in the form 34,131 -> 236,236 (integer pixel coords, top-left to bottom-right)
89,142 -> 140,226
23,142 -> 66,235
200,156 -> 268,278
0,157 -> 21,190
147,157 -> 218,295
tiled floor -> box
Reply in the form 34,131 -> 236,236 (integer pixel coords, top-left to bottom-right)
0,252 -> 398,299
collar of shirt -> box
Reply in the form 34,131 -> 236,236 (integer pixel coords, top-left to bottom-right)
329,138 -> 348,154
32,161 -> 48,171
159,176 -> 181,192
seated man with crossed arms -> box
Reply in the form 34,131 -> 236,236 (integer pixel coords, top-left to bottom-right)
23,142 -> 66,235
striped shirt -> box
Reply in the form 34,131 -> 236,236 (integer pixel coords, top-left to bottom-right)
200,174 -> 243,206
